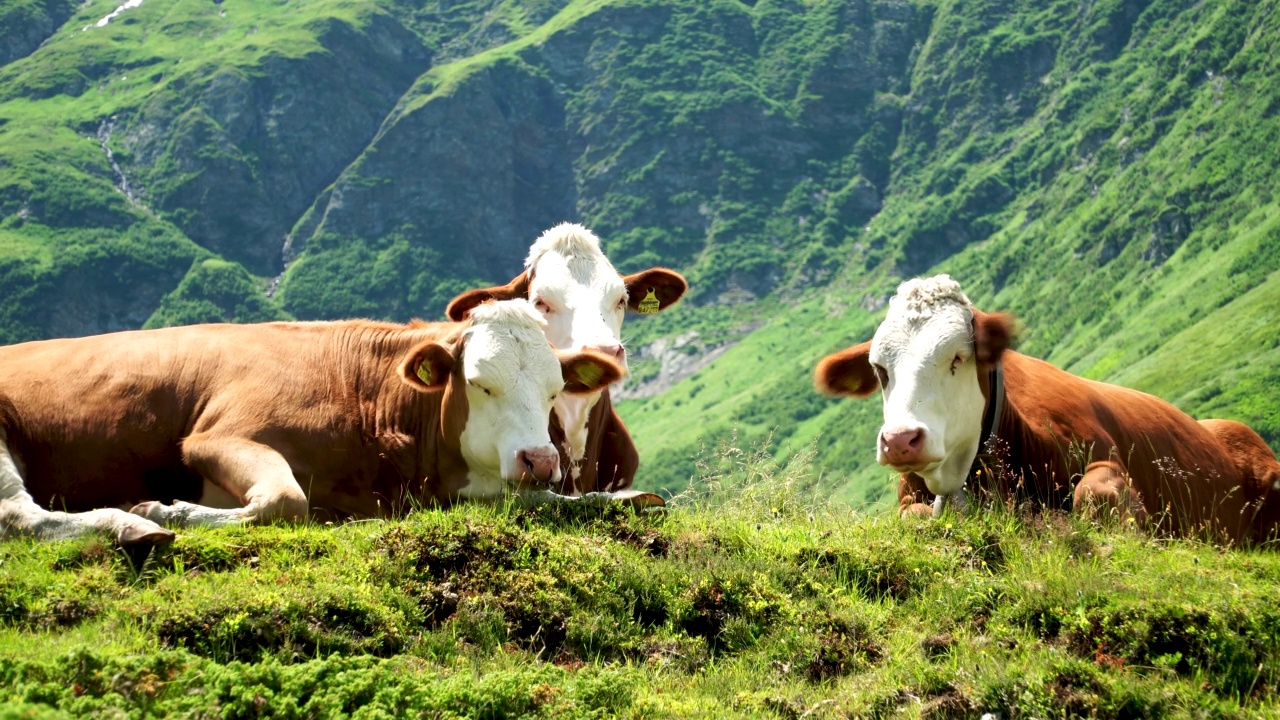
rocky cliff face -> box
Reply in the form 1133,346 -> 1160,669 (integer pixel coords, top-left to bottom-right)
0,0 -> 928,334
0,0 -> 77,67
275,0 -> 927,316
120,11 -> 432,276
279,57 -> 579,320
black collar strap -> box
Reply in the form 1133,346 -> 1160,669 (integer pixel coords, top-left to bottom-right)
969,362 -> 1004,482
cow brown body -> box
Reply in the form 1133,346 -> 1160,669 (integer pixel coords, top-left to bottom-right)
897,350 -> 1280,544
0,320 -> 469,522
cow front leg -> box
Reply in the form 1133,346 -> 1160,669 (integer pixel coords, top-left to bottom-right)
899,473 -> 934,518
930,488 -> 971,518
131,435 -> 308,528
1073,461 -> 1147,527
0,437 -> 173,546
515,489 -> 665,509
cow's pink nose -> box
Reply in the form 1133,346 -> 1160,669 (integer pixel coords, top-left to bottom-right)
517,448 -> 559,484
880,428 -> 925,466
587,344 -> 625,362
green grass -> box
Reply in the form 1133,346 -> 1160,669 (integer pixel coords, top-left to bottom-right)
397,0 -> 616,110
3,448 -> 1280,718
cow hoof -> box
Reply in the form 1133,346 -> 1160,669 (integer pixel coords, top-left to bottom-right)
128,500 -> 165,522
118,523 -> 176,547
900,502 -> 933,519
612,490 -> 666,509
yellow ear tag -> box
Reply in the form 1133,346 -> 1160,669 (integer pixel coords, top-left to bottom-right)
637,287 -> 660,314
575,361 -> 603,387
416,362 -> 433,385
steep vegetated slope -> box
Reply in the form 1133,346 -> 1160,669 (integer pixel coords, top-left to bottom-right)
276,0 -> 924,318
0,0 -> 1275,502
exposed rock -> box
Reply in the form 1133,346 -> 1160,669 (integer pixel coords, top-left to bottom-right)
1143,206 -> 1191,267
278,58 -> 578,320
0,0 -> 78,67
121,13 -> 432,275
615,330 -> 739,400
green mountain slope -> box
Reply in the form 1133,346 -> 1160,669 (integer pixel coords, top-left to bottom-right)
0,0 -> 1275,504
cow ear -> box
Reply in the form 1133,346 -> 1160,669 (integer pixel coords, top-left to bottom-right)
560,350 -> 624,394
973,310 -> 1017,365
445,271 -> 531,321
401,341 -> 454,392
623,268 -> 687,314
814,341 -> 878,397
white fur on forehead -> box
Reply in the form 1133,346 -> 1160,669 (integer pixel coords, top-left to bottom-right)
525,222 -> 604,269
889,274 -> 973,319
462,300 -> 560,392
465,300 -> 547,335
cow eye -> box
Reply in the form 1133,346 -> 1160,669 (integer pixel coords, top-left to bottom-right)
950,354 -> 963,375
615,297 -> 626,309
469,381 -> 493,396
534,298 -> 553,314
549,392 -> 559,402
872,364 -> 889,387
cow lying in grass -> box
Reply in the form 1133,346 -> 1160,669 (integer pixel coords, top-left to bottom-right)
448,223 -> 687,496
0,301 -> 651,546
815,274 -> 1280,545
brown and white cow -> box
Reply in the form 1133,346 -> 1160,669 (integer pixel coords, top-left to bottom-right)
0,301 -> 642,546
447,223 -> 687,495
815,274 -> 1280,544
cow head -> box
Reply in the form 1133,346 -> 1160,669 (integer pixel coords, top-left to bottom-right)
446,223 -> 687,369
401,301 -> 623,495
815,275 -> 1015,497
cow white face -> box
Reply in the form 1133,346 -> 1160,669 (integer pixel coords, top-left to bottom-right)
445,224 -> 687,475
527,235 -> 631,363
446,223 -> 688,368
402,301 -> 622,497
815,275 -> 1013,498
869,283 -> 984,496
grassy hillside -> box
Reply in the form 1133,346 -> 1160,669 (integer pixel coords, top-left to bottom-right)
4,458 -> 1280,718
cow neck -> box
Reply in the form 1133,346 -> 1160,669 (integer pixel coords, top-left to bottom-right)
425,361 -> 472,503
333,321 -> 469,502
968,353 -> 1074,508
554,389 -> 603,480
979,364 -> 1005,457
967,365 -> 1001,481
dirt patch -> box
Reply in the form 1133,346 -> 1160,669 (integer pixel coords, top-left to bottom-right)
805,615 -> 884,681
920,690 -> 974,720
921,633 -> 957,659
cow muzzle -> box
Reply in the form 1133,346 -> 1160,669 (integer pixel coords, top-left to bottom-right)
878,425 -> 937,471
514,446 -> 560,487
585,343 -> 626,363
